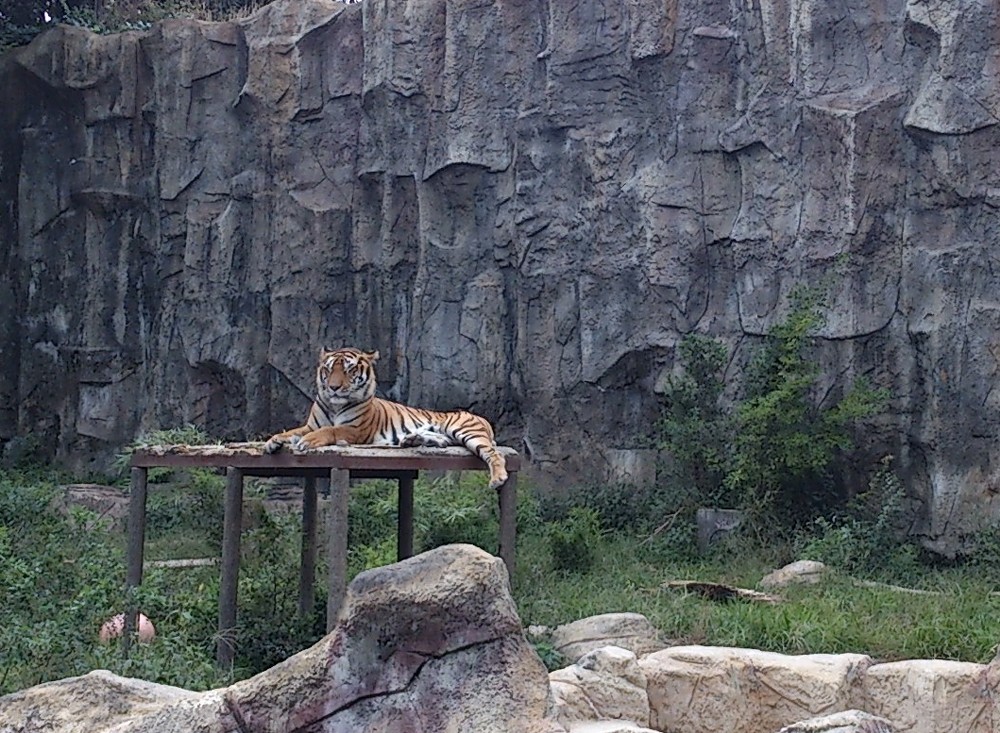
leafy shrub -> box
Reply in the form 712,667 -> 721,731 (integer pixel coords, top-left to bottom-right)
656,286 -> 890,539
538,480 -> 667,535
727,287 -> 889,529
114,424 -> 214,478
1,472 -> 128,691
145,468 -> 225,546
657,334 -> 733,508
797,456 -> 918,577
531,640 -> 566,672
547,507 -> 602,574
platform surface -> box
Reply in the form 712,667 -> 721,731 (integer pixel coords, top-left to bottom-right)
129,442 -> 521,472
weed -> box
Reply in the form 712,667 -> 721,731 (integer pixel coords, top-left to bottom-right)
547,507 -> 602,574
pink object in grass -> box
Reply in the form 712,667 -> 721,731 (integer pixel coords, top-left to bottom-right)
99,613 -> 156,643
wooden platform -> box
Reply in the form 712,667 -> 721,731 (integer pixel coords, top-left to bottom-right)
125,443 -> 521,667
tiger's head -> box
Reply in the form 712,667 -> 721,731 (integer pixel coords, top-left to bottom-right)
315,347 -> 380,406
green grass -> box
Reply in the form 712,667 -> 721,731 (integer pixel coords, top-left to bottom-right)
3,465 -> 1000,697
514,532 -> 1000,663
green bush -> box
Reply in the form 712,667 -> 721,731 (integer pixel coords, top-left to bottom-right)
547,507 -> 602,574
538,480 -> 667,535
656,286 -> 890,538
728,287 -> 889,528
797,457 -> 918,577
657,334 -> 733,508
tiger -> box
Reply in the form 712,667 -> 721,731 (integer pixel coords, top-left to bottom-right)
264,347 -> 509,490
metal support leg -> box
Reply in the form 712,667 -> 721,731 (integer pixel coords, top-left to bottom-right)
397,472 -> 415,561
217,467 -> 244,667
327,468 -> 350,632
498,472 -> 517,579
124,467 -> 148,656
298,476 -> 318,618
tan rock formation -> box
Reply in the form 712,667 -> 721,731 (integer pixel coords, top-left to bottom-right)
640,646 -> 873,733
551,613 -> 664,663
549,646 -> 650,729
0,544 -> 553,733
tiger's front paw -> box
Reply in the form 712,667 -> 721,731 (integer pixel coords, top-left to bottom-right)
289,435 -> 315,453
263,435 -> 287,454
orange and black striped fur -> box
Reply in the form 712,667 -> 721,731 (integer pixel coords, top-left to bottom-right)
264,347 -> 509,489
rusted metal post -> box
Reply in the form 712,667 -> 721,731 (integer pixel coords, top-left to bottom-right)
124,466 -> 148,655
397,472 -> 415,560
217,467 -> 244,667
327,468 -> 350,632
498,471 -> 517,579
298,476 -> 318,618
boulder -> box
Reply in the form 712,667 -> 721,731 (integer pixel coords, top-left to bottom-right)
0,544 -> 555,733
549,646 -> 650,728
0,670 -> 210,733
777,710 -> 896,733
640,646 -> 872,733
51,484 -> 129,530
565,723 -> 659,733
551,613 -> 664,663
760,561 -> 829,590
859,660 -> 994,733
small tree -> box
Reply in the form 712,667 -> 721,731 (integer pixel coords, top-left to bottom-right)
657,334 -> 733,507
657,285 -> 890,539
726,286 -> 889,528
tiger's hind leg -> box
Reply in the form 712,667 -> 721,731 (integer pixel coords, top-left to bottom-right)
398,427 -> 454,449
480,446 -> 508,491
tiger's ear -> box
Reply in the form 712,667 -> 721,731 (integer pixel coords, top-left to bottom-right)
320,346 -> 334,357
365,350 -> 380,363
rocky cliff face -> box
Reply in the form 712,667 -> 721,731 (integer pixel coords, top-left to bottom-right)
2,0 -> 999,551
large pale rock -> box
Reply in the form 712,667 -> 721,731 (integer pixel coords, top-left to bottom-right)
0,544 -> 554,733
566,723 -> 659,733
5,0 -> 1000,551
0,670 -> 213,733
549,646 -> 650,728
777,710 -> 896,733
859,660 -> 994,733
551,613 -> 664,663
640,646 -> 872,733
760,561 -> 829,590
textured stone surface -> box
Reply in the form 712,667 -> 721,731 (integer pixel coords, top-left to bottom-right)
860,660 -> 996,733
640,646 -> 873,733
549,646 -> 650,729
3,0 -> 1000,550
777,710 -> 896,733
0,544 -> 554,733
760,560 -> 829,590
551,613 -> 664,663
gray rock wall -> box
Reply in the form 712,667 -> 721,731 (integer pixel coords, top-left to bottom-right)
2,0 -> 999,551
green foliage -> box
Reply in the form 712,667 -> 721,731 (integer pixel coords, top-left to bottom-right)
530,640 -> 565,672
145,468 -> 226,547
966,525 -> 1000,581
797,456 -> 918,577
547,507 -> 602,574
0,434 -> 48,470
114,424 -> 214,477
656,286 -> 890,539
0,472 -> 130,691
7,464 -> 1000,696
657,334 -> 733,507
538,480 -> 667,535
727,287 -> 889,527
